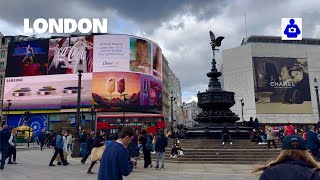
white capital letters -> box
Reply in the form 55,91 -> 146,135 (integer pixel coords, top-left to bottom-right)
64,19 -> 77,33
23,19 -> 33,33
33,18 -> 48,33
78,18 -> 92,33
48,19 -> 63,33
93,18 -> 108,33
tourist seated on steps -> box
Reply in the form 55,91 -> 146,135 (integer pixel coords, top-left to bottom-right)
170,138 -> 184,158
221,127 -> 232,145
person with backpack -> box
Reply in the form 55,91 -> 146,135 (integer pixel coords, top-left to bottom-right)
138,129 -> 152,168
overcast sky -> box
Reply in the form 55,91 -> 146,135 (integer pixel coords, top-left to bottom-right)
0,0 -> 320,103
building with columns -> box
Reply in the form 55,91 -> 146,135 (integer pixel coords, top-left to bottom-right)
182,100 -> 201,127
222,36 -> 320,124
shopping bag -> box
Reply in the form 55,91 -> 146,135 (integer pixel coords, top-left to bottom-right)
90,145 -> 106,162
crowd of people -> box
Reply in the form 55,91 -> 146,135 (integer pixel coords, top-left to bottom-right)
3,123 -> 320,179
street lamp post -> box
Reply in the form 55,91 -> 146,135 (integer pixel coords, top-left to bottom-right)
72,59 -> 84,157
314,78 -> 320,124
6,99 -> 12,125
170,97 -> 176,131
240,99 -> 244,122
89,105 -> 96,132
121,94 -> 128,126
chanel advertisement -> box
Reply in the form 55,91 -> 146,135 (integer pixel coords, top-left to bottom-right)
252,57 -> 312,114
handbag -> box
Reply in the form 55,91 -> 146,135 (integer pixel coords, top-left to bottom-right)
90,145 -> 106,162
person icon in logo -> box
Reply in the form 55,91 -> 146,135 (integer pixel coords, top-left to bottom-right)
284,19 -> 301,38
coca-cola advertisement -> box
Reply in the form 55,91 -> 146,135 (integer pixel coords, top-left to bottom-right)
48,35 -> 93,75
5,39 -> 49,77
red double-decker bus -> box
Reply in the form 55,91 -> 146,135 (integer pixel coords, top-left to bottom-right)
96,114 -> 166,136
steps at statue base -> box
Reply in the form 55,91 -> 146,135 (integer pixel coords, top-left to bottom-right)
143,139 -> 281,164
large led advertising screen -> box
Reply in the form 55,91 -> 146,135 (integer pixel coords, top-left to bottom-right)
92,72 -> 162,113
3,34 -> 163,114
5,39 -> 49,77
3,74 -> 92,111
252,57 -> 312,114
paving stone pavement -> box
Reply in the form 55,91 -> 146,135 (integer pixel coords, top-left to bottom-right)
0,148 -> 260,180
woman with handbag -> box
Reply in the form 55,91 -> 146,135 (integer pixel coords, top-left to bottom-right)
87,131 -> 105,174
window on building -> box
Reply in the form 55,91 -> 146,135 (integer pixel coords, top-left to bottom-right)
0,62 -> 5,69
0,50 -> 5,58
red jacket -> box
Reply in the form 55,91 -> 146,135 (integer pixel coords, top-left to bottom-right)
285,126 -> 295,136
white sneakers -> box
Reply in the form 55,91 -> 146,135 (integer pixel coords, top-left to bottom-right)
222,142 -> 232,145
258,142 -> 262,145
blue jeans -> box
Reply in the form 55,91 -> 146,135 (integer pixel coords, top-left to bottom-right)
221,134 -> 232,142
67,144 -> 73,152
80,143 -> 86,157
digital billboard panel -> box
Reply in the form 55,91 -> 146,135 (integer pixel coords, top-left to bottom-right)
152,43 -> 162,80
93,35 -> 130,72
252,57 -> 312,114
129,37 -> 152,75
5,39 -> 49,77
3,73 -> 92,111
48,36 -> 93,75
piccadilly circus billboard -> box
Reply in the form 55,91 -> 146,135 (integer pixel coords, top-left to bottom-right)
3,34 -> 163,114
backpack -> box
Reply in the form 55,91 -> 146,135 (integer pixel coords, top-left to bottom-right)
146,134 -> 153,152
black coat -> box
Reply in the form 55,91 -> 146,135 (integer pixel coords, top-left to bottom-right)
155,134 -> 168,153
260,159 -> 320,180
92,136 -> 104,148
38,132 -> 46,142
127,135 -> 139,158
86,136 -> 94,152
0,129 -> 11,149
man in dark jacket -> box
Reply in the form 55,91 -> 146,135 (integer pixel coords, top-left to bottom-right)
154,129 -> 168,170
0,125 -> 11,170
306,125 -> 320,161
127,134 -> 139,168
98,126 -> 135,180
38,129 -> 46,151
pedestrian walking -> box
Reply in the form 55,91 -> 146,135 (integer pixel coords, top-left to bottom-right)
49,130 -> 69,166
98,126 -> 136,180
87,130 -> 105,174
67,133 -> 73,153
0,125 -> 11,170
80,131 -> 87,157
127,134 -> 139,168
253,135 -> 320,179
154,129 -> 168,170
7,128 -> 18,164
81,131 -> 94,164
265,125 -> 277,150
306,125 -> 320,161
138,129 -> 152,168
39,129 -> 46,151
